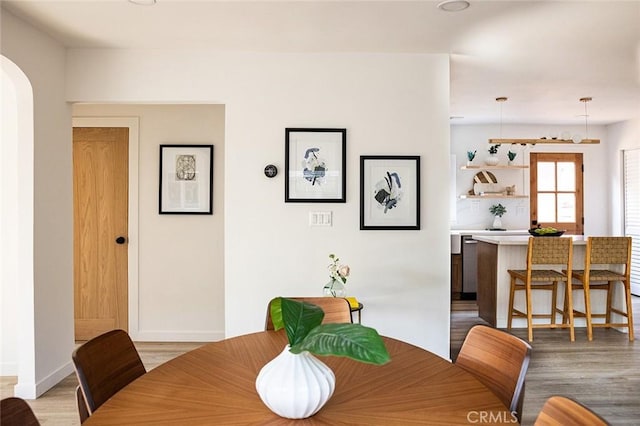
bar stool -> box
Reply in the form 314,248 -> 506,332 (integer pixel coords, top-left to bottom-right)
570,236 -> 634,341
508,237 -> 575,342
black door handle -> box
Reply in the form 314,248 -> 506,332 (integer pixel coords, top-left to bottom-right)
115,236 -> 126,245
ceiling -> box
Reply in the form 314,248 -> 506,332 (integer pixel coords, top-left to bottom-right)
3,0 -> 639,125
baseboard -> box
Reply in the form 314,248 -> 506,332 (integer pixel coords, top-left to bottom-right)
133,330 -> 225,342
13,361 -> 74,400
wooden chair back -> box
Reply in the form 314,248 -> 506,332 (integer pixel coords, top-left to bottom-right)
76,385 -> 90,424
455,325 -> 532,422
265,297 -> 352,330
72,329 -> 146,415
586,236 -> 631,273
529,236 -> 573,266
0,397 -> 40,426
534,395 -> 609,426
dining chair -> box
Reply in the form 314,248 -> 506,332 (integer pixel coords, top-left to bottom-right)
534,395 -> 609,426
265,297 -> 352,330
72,329 -> 147,417
0,397 -> 40,426
455,325 -> 532,423
570,236 -> 634,341
76,385 -> 90,423
507,236 -> 575,342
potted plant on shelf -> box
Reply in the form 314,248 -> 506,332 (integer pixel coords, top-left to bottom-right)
507,150 -> 517,165
256,297 -> 390,419
466,150 -> 477,166
489,203 -> 507,229
485,144 -> 500,166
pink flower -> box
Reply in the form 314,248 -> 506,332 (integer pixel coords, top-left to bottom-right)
338,265 -> 350,279
328,254 -> 351,284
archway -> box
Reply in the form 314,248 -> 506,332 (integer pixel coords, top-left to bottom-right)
1,54 -> 36,398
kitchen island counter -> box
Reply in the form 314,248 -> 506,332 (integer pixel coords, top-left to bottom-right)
472,235 -> 626,332
473,235 -> 586,245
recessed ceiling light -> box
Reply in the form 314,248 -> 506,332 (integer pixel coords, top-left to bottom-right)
128,0 -> 156,5
437,0 -> 470,12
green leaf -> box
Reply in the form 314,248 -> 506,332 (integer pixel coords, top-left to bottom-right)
269,297 -> 284,331
281,298 -> 324,346
290,323 -> 391,365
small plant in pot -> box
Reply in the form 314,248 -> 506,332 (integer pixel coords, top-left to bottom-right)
489,203 -> 507,229
466,150 -> 477,165
255,297 -> 390,419
485,144 -> 500,165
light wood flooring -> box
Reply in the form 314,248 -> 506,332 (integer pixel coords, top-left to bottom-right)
2,298 -> 638,425
450,296 -> 639,426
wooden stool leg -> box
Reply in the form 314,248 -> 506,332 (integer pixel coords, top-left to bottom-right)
552,281 -> 558,325
624,280 -> 634,341
583,281 -> 593,341
565,280 -> 575,342
508,276 -> 516,330
526,280 -> 534,342
605,282 -> 613,325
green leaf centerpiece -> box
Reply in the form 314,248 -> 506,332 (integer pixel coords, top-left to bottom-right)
270,297 -> 390,365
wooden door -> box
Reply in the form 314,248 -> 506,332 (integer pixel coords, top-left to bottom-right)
530,153 -> 584,235
73,127 -> 129,341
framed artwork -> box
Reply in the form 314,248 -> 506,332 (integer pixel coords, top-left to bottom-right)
159,144 -> 213,214
285,128 -> 346,203
360,155 -> 420,230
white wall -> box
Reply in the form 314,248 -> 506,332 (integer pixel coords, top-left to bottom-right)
72,104 -> 226,341
1,9 -> 74,398
607,118 -> 640,235
451,124 -> 609,235
66,50 -> 452,356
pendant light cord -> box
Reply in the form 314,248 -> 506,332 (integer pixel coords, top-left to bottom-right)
580,97 -> 592,141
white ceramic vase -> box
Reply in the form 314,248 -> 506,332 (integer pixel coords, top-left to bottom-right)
492,216 -> 502,229
256,345 -> 335,419
485,154 -> 500,166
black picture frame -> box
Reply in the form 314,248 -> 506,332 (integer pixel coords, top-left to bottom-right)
360,155 -> 420,230
159,144 -> 213,214
285,128 -> 346,203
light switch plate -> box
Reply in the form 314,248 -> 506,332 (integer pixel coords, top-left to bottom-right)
309,211 -> 332,226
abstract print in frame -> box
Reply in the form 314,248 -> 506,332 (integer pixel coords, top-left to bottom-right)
360,155 -> 420,230
285,128 -> 346,203
159,144 -> 213,214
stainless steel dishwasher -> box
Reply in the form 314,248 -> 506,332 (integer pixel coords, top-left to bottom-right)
461,235 -> 477,300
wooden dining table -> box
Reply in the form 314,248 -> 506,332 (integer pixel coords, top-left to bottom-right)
84,331 -> 515,425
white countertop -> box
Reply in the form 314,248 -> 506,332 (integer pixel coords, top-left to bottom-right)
450,229 -> 531,254
450,229 -> 530,236
472,235 -> 587,245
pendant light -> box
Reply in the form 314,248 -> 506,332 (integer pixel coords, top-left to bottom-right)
488,96 -> 600,145
573,97 -> 592,143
